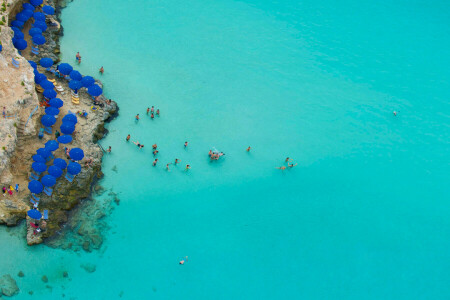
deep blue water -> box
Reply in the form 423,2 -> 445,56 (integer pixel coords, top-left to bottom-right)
1,0 -> 449,298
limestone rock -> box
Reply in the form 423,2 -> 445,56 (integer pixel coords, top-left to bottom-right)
0,274 -> 19,297
80,263 -> 96,273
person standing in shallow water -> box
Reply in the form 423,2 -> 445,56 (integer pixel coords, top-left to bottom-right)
156,109 -> 160,116
107,146 -> 112,153
135,114 -> 140,121
247,146 -> 251,152
76,52 -> 81,64
126,134 -> 131,141
147,108 -> 150,115
99,66 -> 104,74
184,141 -> 188,148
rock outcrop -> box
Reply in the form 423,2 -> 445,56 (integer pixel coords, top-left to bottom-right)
0,274 -> 19,297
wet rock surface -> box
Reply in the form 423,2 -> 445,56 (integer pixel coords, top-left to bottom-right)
0,274 -> 19,297
80,263 -> 96,273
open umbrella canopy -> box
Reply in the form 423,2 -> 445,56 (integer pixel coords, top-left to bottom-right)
27,209 -> 42,219
49,98 -> 63,108
57,135 -> 73,144
58,63 -> 73,75
81,76 -> 95,88
42,5 -> 55,15
23,3 -> 35,10
28,60 -> 38,69
69,70 -> 82,81
30,0 -> 43,6
48,165 -> 63,178
32,154 -> 46,163
33,12 -> 46,21
22,9 -> 34,18
28,181 -> 43,194
60,122 -> 75,135
33,21 -> 47,32
87,84 -> 102,97
13,39 -> 27,50
41,114 -> 56,127
36,148 -> 51,158
32,162 -> 47,173
68,80 -> 82,90
11,27 -> 22,35
62,114 -> 77,124
44,140 -> 59,151
39,57 -> 53,68
32,34 -> 46,45
67,162 -> 81,175
43,89 -> 57,99
15,13 -> 29,22
41,175 -> 56,187
45,106 -> 60,116
53,158 -> 67,170
29,27 -> 42,36
14,31 -> 24,39
69,148 -> 84,161
34,73 -> 46,84
39,79 -> 54,90
11,20 -> 24,28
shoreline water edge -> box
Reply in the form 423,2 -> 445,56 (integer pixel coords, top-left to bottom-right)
0,0 -> 119,250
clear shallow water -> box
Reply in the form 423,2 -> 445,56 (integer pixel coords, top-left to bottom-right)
2,0 -> 450,298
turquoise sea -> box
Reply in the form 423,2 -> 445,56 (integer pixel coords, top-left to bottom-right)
1,0 -> 450,298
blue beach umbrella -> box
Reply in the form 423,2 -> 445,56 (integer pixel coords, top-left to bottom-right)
22,9 -> 34,19
23,3 -> 35,10
60,122 -> 75,135
43,89 -> 57,99
69,70 -> 82,81
36,148 -> 51,159
45,140 -> 59,151
45,107 -> 60,116
32,34 -> 46,45
69,80 -> 82,90
53,158 -> 67,170
11,20 -> 24,28
32,162 -> 47,173
14,31 -> 24,40
81,76 -> 95,88
28,60 -> 38,69
62,114 -> 77,124
48,165 -> 63,178
67,162 -> 81,175
28,181 -> 43,194
87,85 -> 102,97
41,115 -> 56,127
41,175 -> 56,187
34,73 -> 47,84
29,27 -> 42,36
39,80 -> 54,90
39,57 -> 53,68
69,148 -> 84,161
13,39 -> 27,50
33,12 -> 46,22
11,27 -> 21,35
58,63 -> 73,75
15,13 -> 29,23
30,0 -> 43,7
33,21 -> 47,32
49,98 -> 63,108
32,154 -> 46,163
57,135 -> 73,144
42,5 -> 55,15
27,209 -> 42,219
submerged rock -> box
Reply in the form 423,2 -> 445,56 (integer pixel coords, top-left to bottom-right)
63,271 -> 69,278
80,263 -> 96,273
0,274 -> 19,297
41,275 -> 48,283
17,271 -> 24,278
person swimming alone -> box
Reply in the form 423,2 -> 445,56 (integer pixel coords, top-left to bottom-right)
135,114 -> 140,121
126,134 -> 131,141
152,144 -> 157,150
175,158 -> 180,164
185,164 -> 191,170
247,146 -> 251,152
153,159 -> 158,166
179,256 -> 188,265
153,150 -> 159,156
99,66 -> 104,74
133,141 -> 144,149
277,166 -> 287,171
147,107 -> 150,115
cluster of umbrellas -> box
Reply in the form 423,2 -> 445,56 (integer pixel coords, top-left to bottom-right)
11,2 -> 55,52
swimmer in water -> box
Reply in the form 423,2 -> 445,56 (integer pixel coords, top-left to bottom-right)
175,158 -> 180,164
153,150 -> 159,156
153,159 -> 158,166
393,111 -> 398,116
152,144 -> 157,150
147,107 -> 150,115
184,141 -> 188,148
151,113 -> 154,119
99,66 -> 104,74
208,150 -> 212,157
247,146 -> 251,152
288,163 -> 297,168
285,157 -> 293,162
135,114 -> 140,121
133,141 -> 144,149
179,256 -> 188,265
126,134 -> 131,141
185,164 -> 191,170
151,106 -> 154,113
277,166 -> 287,171
156,109 -> 160,116
166,163 -> 172,171
107,146 -> 111,153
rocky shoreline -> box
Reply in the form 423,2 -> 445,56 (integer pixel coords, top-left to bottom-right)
0,0 -> 119,249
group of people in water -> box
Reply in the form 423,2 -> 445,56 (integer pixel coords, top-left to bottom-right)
276,157 -> 297,170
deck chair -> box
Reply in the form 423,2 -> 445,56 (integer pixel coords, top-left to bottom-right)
43,186 -> 53,196
32,194 -> 40,202
29,172 -> 39,181
44,126 -> 52,134
31,46 -> 39,55
12,58 -> 20,68
43,210 -> 49,220
65,173 -> 74,182
30,198 -> 38,206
